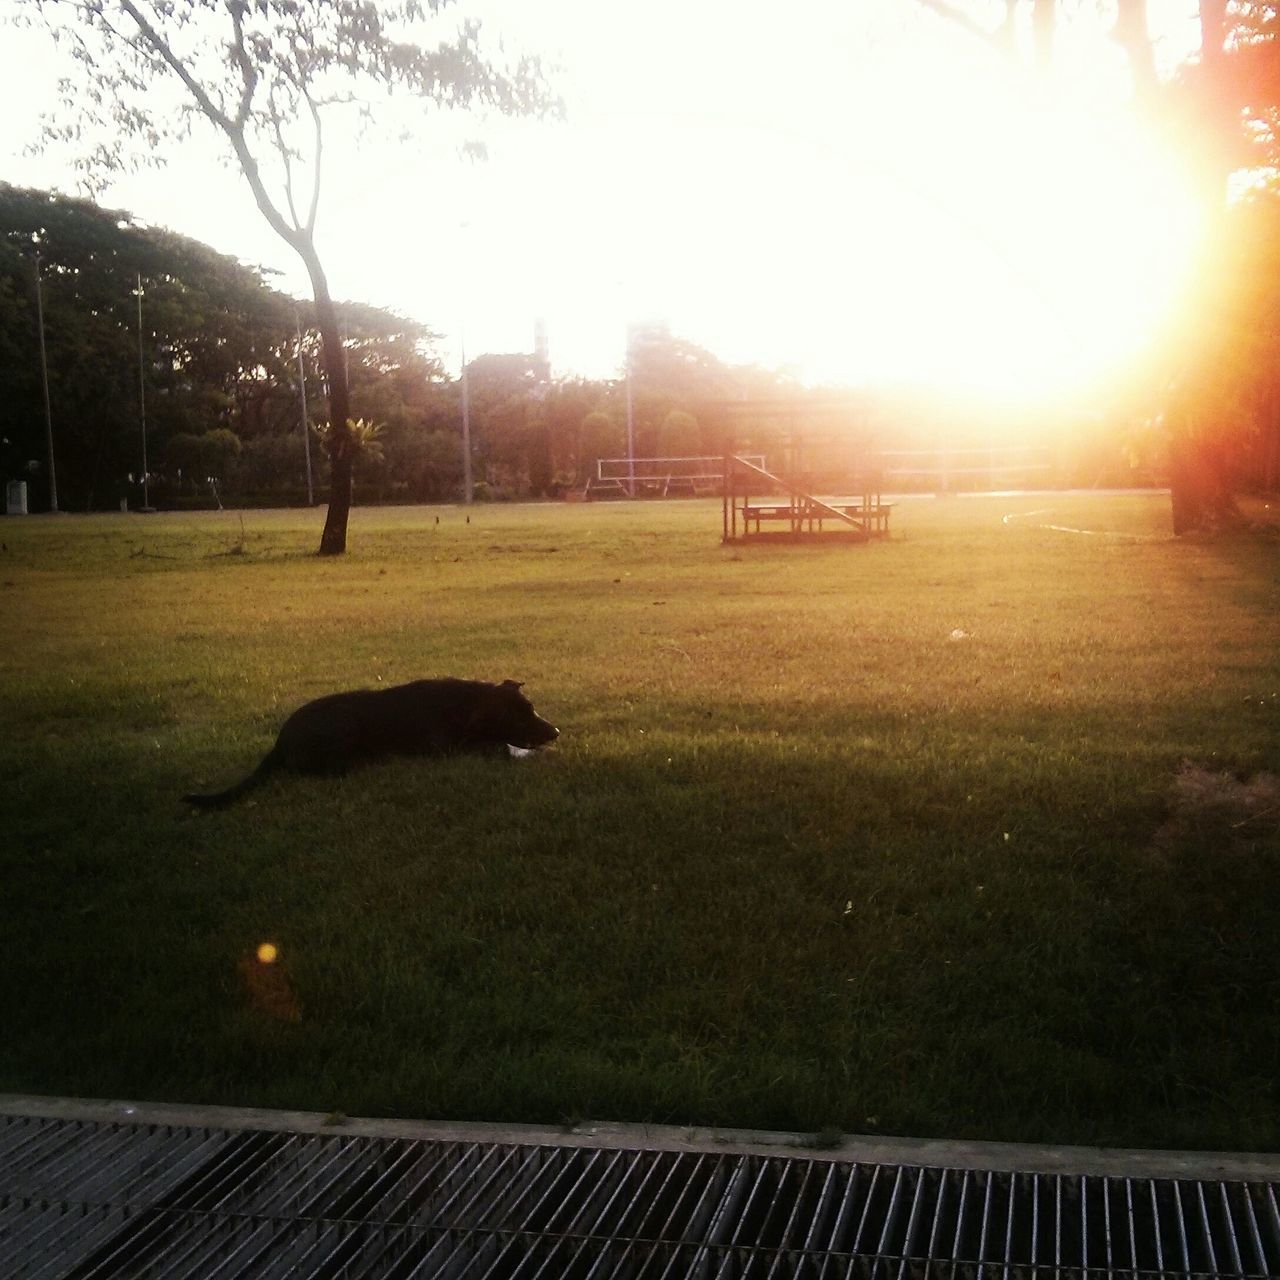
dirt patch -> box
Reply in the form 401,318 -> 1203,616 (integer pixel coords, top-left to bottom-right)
1240,494 -> 1280,533
1153,761 -> 1280,853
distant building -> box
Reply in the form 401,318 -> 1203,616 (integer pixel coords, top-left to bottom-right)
466,320 -> 551,391
533,318 -> 549,380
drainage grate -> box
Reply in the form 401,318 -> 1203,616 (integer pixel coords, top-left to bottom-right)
2,1113 -> 1279,1278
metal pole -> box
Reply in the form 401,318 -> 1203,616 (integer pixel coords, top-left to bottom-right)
722,450 -> 730,543
136,272 -> 149,510
295,311 -> 314,506
32,251 -> 58,512
460,324 -> 473,505
624,326 -> 635,498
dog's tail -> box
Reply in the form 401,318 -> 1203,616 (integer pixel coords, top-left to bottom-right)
183,748 -> 281,810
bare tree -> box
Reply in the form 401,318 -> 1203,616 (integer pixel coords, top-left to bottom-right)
18,0 -> 557,552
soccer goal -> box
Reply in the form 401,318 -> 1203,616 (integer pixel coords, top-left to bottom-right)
586,455 -> 765,499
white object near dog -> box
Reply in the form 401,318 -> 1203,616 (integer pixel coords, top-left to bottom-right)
6,481 -> 28,515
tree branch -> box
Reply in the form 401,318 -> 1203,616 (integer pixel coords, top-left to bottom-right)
115,0 -> 302,253
227,1 -> 258,128
913,0 -> 1009,53
1032,0 -> 1055,69
268,89 -> 303,232
116,0 -> 233,134
302,81 -> 323,237
1199,0 -> 1228,81
1113,0 -> 1156,96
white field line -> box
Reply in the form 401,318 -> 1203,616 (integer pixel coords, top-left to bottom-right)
1001,507 -> 1166,540
1040,522 -> 1166,540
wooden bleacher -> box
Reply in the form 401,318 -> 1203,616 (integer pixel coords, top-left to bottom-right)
727,455 -> 893,542
701,395 -> 892,545
739,495 -> 894,537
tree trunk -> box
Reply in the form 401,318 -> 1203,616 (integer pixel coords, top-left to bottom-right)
1113,0 -> 1156,94
1032,0 -> 1055,68
299,244 -> 353,556
1168,460 -> 1236,534
1156,0 -> 1243,534
1168,433 -> 1231,533
1168,442 -> 1199,535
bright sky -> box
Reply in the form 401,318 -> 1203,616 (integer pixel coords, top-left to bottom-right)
0,0 -> 1204,396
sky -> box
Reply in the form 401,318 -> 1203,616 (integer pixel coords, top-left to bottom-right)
0,0 -> 1204,394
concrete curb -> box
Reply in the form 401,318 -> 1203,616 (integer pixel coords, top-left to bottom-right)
3,1093 -> 1277,1181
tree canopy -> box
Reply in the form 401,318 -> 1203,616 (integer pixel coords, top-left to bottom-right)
0,182 -> 448,510
3,184 -> 811,510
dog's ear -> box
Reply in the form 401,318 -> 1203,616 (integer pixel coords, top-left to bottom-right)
500,679 -> 524,690
465,683 -> 518,734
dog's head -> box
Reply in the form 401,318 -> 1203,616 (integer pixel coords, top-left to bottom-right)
470,679 -> 559,749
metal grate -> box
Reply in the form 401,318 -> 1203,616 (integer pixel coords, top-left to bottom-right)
2,1113 -> 1279,1278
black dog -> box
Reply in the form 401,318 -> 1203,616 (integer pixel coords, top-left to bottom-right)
184,677 -> 558,809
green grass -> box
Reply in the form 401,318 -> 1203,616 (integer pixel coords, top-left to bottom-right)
2,494 -> 1278,1150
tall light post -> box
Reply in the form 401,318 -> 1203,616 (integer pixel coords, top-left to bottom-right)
624,322 -> 637,498
459,321 -> 473,505
456,219 -> 474,505
135,272 -> 152,510
32,248 -> 58,512
294,310 -> 315,505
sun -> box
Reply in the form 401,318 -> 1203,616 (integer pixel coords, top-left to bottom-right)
410,4 -> 1204,401
526,12 -> 1203,404
755,41 -> 1204,400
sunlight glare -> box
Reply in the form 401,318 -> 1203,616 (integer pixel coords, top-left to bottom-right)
408,3 -> 1203,403
785,38 -> 1203,398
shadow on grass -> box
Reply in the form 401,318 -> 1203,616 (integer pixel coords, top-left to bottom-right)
3,700 -> 1279,1151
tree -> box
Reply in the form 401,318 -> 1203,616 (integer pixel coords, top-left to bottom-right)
625,327 -> 744,460
2,182 -> 459,510
462,352 -> 550,494
1161,2 -> 1280,525
913,0 -> 1280,531
16,0 -> 556,552
579,410 -> 622,479
0,182 -> 297,508
542,379 -> 601,486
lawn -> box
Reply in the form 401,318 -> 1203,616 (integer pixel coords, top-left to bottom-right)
2,493 -> 1278,1151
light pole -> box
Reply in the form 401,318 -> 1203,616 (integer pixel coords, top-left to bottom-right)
460,322 -> 473,505
456,220 -> 474,505
32,249 -> 58,512
294,310 -> 315,505
135,272 -> 152,511
624,322 -> 636,498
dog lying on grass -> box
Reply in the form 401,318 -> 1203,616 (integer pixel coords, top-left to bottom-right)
183,677 -> 559,809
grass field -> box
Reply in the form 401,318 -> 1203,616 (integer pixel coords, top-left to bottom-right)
2,493 -> 1278,1152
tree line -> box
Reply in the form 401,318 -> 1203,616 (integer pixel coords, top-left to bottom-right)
1,183 -> 440,511
9,1 -> 1280,545
8,0 -> 560,551
1,184 -> 810,513
5,176 -> 1280,515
